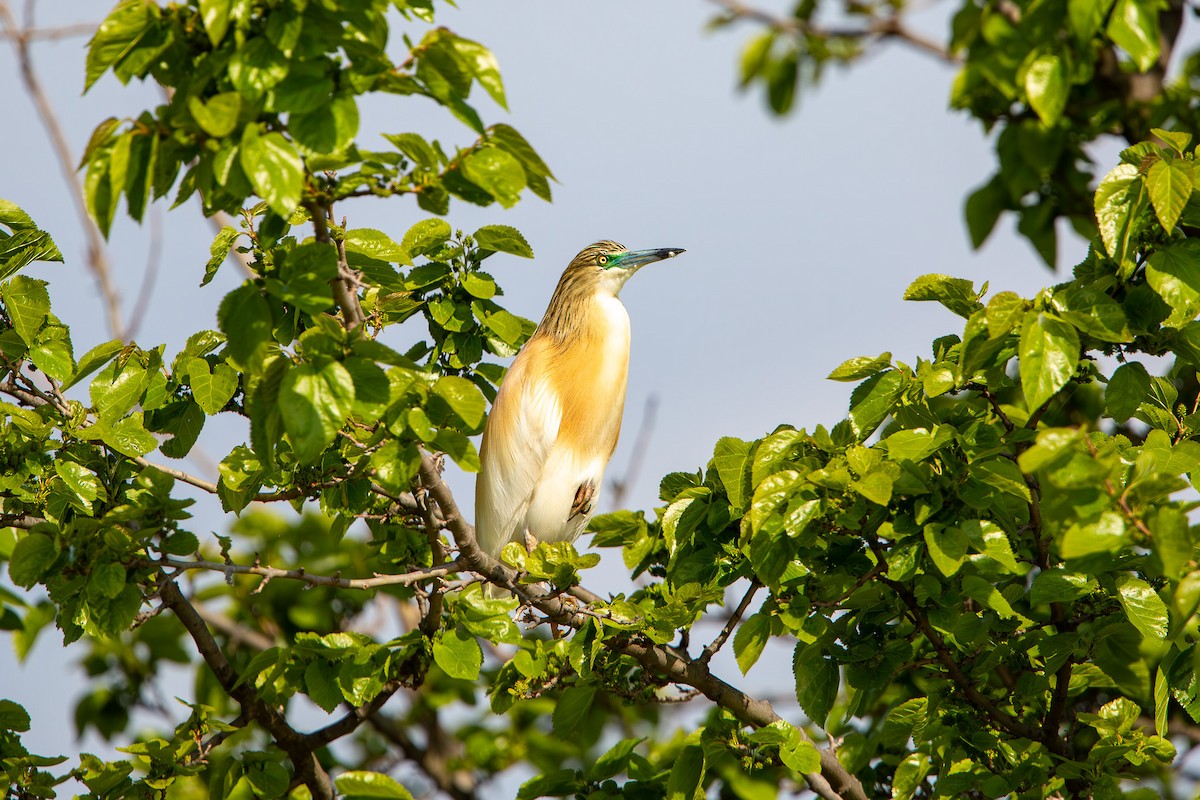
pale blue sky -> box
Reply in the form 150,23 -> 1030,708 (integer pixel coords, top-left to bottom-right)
0,0 -> 1068,791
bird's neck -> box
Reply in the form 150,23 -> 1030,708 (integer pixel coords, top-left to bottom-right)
536,273 -> 623,346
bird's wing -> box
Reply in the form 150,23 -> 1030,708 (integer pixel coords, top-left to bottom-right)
475,339 -> 561,557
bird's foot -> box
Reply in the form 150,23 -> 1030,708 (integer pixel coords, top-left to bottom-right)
523,530 -> 538,553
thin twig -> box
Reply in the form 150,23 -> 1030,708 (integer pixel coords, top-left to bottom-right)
155,555 -> 465,591
124,207 -> 164,340
0,21 -> 94,40
159,579 -> 336,800
608,394 -> 658,510
308,203 -> 365,330
710,0 -> 958,65
699,580 -> 760,663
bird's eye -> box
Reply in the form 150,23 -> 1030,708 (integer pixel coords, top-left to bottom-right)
597,254 -> 609,266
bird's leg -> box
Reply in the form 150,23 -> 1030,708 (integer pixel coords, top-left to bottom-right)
523,528 -> 537,553
569,479 -> 596,520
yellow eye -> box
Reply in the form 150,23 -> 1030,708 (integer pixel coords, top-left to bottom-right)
598,254 -> 609,266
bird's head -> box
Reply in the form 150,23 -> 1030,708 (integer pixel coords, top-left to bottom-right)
566,240 -> 685,296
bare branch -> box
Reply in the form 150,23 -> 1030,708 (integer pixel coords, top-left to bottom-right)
308,203 -> 365,330
124,208 -> 164,340
415,448 -> 868,800
699,580 -> 760,664
710,0 -> 958,65
159,579 -> 336,800
0,1 -> 124,339
608,394 -> 658,510
0,21 -> 94,40
155,555 -> 466,591
369,714 -> 479,800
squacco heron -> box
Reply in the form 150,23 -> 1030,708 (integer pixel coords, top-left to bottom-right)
475,241 -> 684,567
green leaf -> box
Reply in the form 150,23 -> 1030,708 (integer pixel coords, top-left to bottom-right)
384,132 -> 439,169
552,684 -> 596,736
793,645 -> 838,726
1019,312 -> 1080,411
666,745 -> 705,800
828,352 -> 891,382
89,562 -> 126,600
453,37 -> 507,109
985,291 -> 1027,338
1031,570 -> 1098,605
589,738 -> 643,782
304,660 -> 343,714
217,285 -> 273,372
2,275 -> 49,344
1094,163 -> 1143,266
1107,0 -> 1160,72
1147,158 -> 1193,231
0,700 -> 30,732
1106,362 -> 1151,421
202,225 -> 242,287
748,469 -> 801,534
30,324 -> 74,382
94,412 -> 158,458
1061,511 -> 1127,558
55,460 -> 103,513
291,94 -> 360,154
1051,286 -> 1130,342
432,375 -> 487,430
1116,575 -> 1169,640
517,770 -> 580,800
335,771 -> 415,800
473,225 -> 533,258
278,360 -> 355,463
903,274 -> 982,318
188,92 -> 241,138
198,0 -> 232,46
8,533 -> 59,588
461,146 -> 526,208
851,471 -> 893,505
188,357 -> 239,414
965,177 -> 1007,249
885,427 -> 949,462
963,574 -> 1033,625
344,229 -> 411,266
1153,128 -> 1193,154
64,338 -> 123,390
1146,240 -> 1200,327
713,437 -> 752,512
734,612 -> 771,674
402,218 -> 452,256
85,0 -> 154,91
240,125 -> 304,217
1025,54 -> 1067,126
848,370 -> 905,439
923,524 -> 967,577
433,626 -> 482,680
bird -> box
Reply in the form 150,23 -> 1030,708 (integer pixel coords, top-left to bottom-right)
475,240 -> 685,574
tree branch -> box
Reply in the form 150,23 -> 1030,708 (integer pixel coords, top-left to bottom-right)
308,203 -> 365,331
699,580 -> 760,663
159,578 -> 336,800
710,0 -> 958,65
415,448 -> 868,800
155,555 -> 465,591
368,713 -> 479,800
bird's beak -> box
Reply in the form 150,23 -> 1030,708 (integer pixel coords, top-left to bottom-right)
617,248 -> 686,269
